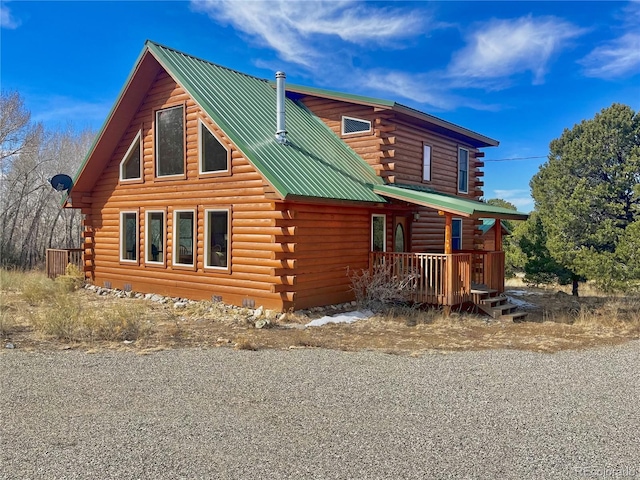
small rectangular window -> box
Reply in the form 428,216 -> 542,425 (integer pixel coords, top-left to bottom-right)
120,211 -> 138,262
342,116 -> 371,135
458,148 -> 469,193
145,211 -> 165,264
205,209 -> 230,269
173,210 -> 195,266
199,120 -> 229,174
156,105 -> 185,177
452,218 -> 462,251
423,144 -> 432,182
120,131 -> 142,181
371,214 -> 386,252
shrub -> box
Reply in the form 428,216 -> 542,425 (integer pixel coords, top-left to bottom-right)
349,263 -> 416,311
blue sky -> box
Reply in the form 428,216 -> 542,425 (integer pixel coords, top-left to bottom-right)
2,1 -> 639,211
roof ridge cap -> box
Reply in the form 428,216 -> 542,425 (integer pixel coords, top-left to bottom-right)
146,39 -> 270,84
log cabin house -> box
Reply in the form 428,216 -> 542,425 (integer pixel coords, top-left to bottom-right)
54,40 -> 528,312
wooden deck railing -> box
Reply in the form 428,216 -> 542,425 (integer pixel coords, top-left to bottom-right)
370,250 -> 505,306
46,248 -> 83,279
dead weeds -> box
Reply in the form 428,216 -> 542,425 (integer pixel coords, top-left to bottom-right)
1,273 -> 639,355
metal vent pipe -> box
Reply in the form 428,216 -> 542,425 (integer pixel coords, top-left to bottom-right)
275,71 -> 288,145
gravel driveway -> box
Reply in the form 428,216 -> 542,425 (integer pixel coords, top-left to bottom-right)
2,342 -> 639,480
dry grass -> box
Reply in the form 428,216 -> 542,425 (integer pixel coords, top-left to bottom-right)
2,269 -> 639,354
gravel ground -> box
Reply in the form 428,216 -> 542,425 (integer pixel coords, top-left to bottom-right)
1,343 -> 639,480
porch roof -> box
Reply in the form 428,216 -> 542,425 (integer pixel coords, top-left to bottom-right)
373,184 -> 529,220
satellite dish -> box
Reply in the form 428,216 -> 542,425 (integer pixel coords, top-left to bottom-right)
50,174 -> 73,192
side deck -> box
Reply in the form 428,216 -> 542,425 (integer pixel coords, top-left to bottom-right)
46,248 -> 83,279
370,251 -> 505,307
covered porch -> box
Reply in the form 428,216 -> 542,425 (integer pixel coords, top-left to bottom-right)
371,184 -> 528,308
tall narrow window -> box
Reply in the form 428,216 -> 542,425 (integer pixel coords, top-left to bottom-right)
173,210 -> 195,266
452,218 -> 462,250
200,121 -> 229,174
156,105 -> 184,177
371,214 -> 386,252
205,209 -> 229,269
146,211 -> 165,264
120,131 -> 142,181
423,144 -> 432,182
458,147 -> 469,193
120,211 -> 138,262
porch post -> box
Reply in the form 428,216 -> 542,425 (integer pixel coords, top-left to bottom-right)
494,220 -> 503,251
443,213 -> 452,254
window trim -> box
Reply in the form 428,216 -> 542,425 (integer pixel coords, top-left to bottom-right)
119,210 -> 139,264
172,209 -> 197,269
119,130 -> 142,182
458,147 -> 469,194
203,207 -> 231,273
198,119 -> 231,177
154,104 -> 186,180
452,218 -> 463,251
422,143 -> 432,182
371,214 -> 386,252
144,209 -> 166,267
341,115 -> 372,136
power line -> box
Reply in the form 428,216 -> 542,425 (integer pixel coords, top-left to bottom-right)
484,156 -> 547,162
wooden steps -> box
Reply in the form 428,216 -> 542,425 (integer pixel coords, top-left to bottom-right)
471,285 -> 528,322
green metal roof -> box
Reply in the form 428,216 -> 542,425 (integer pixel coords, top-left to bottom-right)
479,218 -> 512,235
147,41 -> 384,203
373,184 -> 529,220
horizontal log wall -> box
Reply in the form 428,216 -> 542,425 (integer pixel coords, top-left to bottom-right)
89,71 -> 287,310
301,95 -> 486,253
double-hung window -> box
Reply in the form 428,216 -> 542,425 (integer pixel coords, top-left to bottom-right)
156,105 -> 185,177
458,147 -> 469,193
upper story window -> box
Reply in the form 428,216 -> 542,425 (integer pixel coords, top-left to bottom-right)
199,120 -> 230,174
120,130 -> 142,181
156,105 -> 184,177
458,147 -> 469,194
342,116 -> 371,135
422,144 -> 432,182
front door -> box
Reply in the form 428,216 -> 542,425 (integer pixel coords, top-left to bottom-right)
394,217 -> 408,252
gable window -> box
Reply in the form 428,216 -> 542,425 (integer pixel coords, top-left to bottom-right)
120,211 -> 138,263
173,210 -> 195,266
205,209 -> 230,269
452,218 -> 462,251
120,130 -> 142,181
342,116 -> 371,135
156,105 -> 185,177
371,214 -> 386,252
458,147 -> 469,193
423,144 -> 432,182
145,210 -> 165,264
199,120 -> 229,174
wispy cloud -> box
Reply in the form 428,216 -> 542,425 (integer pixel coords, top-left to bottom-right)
580,33 -> 640,79
191,0 -> 424,67
1,3 -> 20,29
447,16 -> 585,88
579,2 -> 640,79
